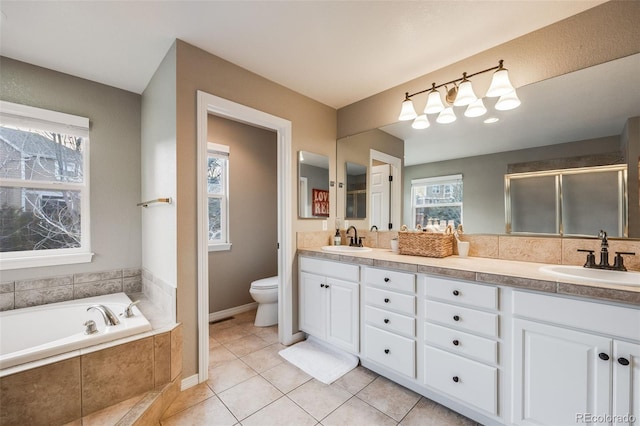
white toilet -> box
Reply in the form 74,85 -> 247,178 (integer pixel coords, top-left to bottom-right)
249,276 -> 279,327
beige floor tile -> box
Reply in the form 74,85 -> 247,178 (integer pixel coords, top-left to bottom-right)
207,359 -> 257,393
287,379 -> 351,421
209,318 -> 237,334
322,396 -> 397,426
233,309 -> 258,324
253,325 -> 279,344
209,336 -> 222,348
261,361 -> 313,394
161,382 -> 215,420
81,393 -> 145,425
356,376 -> 420,422
224,334 -> 270,357
241,343 -> 285,373
209,345 -> 238,369
399,397 -> 477,426
241,396 -> 317,426
334,365 -> 378,395
213,324 -> 254,344
217,375 -> 283,420
160,395 -> 236,426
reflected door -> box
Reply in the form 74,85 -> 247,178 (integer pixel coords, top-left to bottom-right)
370,164 -> 390,229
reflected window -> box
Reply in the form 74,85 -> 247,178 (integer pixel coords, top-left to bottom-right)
207,143 -> 231,250
411,174 -> 463,229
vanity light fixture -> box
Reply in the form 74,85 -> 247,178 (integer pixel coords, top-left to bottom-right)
398,60 -> 519,128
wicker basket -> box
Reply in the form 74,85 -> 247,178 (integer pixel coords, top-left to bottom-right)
398,231 -> 454,258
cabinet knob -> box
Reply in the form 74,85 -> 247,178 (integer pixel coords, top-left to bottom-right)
452,376 -> 459,383
325,284 -> 330,289
618,357 -> 630,366
384,277 -> 390,282
384,349 -> 390,354
453,315 -> 460,322
453,290 -> 460,296
452,339 -> 459,346
320,284 -> 325,288
598,353 -> 610,361
384,318 -> 390,324
384,298 -> 390,303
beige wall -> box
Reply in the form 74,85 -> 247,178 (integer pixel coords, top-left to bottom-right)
0,57 -> 142,282
337,0 -> 640,138
207,115 -> 278,313
174,40 -> 336,376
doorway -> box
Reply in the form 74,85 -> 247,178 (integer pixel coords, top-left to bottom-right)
370,149 -> 402,230
196,91 -> 295,384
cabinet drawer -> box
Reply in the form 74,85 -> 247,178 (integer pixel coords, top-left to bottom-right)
424,345 -> 497,415
365,305 -> 415,337
364,267 -> 415,293
425,300 -> 498,338
366,286 -> 416,315
424,276 -> 498,310
300,257 -> 359,282
365,325 -> 415,378
424,322 -> 497,364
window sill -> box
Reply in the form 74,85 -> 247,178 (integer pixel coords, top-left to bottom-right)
0,252 -> 94,271
208,243 -> 232,252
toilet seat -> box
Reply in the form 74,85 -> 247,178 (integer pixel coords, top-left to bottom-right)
251,276 -> 278,290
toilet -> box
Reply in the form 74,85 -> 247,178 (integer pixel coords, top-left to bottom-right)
249,276 -> 279,327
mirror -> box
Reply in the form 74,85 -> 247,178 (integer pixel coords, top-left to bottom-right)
345,162 -> 366,219
337,54 -> 640,237
298,151 -> 330,219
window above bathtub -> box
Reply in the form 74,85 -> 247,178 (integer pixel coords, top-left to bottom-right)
0,101 -> 93,270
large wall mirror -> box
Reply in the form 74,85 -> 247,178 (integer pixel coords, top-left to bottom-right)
298,151 -> 330,219
337,53 -> 640,238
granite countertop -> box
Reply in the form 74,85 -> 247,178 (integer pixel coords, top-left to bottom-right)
298,247 -> 640,306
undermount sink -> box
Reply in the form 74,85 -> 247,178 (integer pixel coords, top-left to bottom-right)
321,245 -> 373,253
539,265 -> 640,286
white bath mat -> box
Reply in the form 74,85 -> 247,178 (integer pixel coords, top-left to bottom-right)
279,336 -> 359,384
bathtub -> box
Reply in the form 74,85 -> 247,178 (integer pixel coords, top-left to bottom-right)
0,292 -> 152,370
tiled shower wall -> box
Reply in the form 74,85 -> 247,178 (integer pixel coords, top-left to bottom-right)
0,268 -> 142,312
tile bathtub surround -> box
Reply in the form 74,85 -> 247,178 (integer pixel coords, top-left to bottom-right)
142,268 -> 176,320
0,267 -> 142,311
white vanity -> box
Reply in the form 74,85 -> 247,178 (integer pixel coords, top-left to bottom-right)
298,249 -> 640,426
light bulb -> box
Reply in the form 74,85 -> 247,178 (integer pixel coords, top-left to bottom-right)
486,67 -> 515,97
436,107 -> 457,124
453,77 -> 477,106
495,90 -> 521,110
464,98 -> 487,118
424,88 -> 444,114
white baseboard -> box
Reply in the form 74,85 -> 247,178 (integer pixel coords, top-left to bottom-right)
209,302 -> 258,323
181,374 -> 199,391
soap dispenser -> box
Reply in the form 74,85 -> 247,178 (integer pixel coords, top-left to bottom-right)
334,229 -> 341,246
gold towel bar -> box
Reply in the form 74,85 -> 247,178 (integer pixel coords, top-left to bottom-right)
137,197 -> 172,207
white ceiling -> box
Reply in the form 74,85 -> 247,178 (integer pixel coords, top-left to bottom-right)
0,1 -> 607,109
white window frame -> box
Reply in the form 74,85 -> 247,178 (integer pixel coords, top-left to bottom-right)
0,100 -> 93,270
207,142 -> 231,252
411,174 -> 463,227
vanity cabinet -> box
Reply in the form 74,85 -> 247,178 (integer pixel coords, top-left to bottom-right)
363,267 -> 417,378
299,257 -> 360,354
512,291 -> 640,426
422,275 -> 500,416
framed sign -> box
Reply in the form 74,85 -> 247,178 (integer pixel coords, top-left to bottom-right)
312,188 -> 329,217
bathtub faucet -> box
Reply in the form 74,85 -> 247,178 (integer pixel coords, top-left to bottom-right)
87,304 -> 120,326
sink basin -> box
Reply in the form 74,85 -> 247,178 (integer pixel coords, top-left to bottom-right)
539,265 -> 640,286
321,245 -> 373,253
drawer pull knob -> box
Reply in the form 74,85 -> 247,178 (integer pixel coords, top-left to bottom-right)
325,284 -> 330,289
384,318 -> 390,324
452,376 -> 459,383
320,284 -> 325,288
618,357 -> 630,366
452,339 -> 459,346
384,349 -> 390,354
384,277 -> 390,282
453,315 -> 460,322
599,353 -> 610,361
384,298 -> 390,303
453,290 -> 460,296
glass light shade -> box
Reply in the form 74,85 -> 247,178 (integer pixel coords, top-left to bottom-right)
486,68 -> 515,97
464,98 -> 487,118
424,89 -> 445,114
436,107 -> 457,124
398,99 -> 418,121
495,90 -> 521,110
453,80 -> 477,106
411,114 -> 430,129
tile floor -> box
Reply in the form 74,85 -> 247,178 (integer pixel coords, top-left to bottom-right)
159,309 -> 480,426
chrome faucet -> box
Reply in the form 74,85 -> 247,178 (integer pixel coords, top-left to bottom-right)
87,304 -> 120,326
347,225 -> 363,247
577,230 -> 635,271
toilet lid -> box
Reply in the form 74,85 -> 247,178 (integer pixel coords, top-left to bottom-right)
251,276 -> 279,290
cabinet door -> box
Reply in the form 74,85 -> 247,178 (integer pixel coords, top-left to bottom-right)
327,278 -> 359,354
613,340 -> 640,426
512,319 -> 611,426
299,272 -> 326,339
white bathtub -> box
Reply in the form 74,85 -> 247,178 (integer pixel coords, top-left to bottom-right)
0,292 -> 152,370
